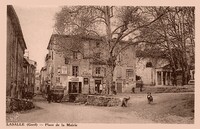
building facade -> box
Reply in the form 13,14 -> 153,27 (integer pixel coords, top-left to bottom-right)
40,66 -> 47,93
136,57 -> 175,86
44,34 -> 136,95
7,5 -> 27,99
26,58 -> 37,93
34,72 -> 40,94
22,57 -> 37,96
136,57 -> 173,86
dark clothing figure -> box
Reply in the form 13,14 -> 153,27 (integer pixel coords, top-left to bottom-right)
147,92 -> 153,104
121,97 -> 130,107
47,90 -> 52,103
140,81 -> 143,92
132,87 -> 135,93
112,90 -> 117,95
47,85 -> 51,103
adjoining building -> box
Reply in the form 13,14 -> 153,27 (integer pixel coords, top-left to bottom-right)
43,34 -> 136,95
22,57 -> 37,96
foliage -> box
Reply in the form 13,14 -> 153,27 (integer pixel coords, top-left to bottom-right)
138,7 -> 195,85
54,6 -> 193,92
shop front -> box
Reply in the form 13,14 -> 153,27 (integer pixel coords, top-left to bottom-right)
67,76 -> 83,94
94,78 -> 103,94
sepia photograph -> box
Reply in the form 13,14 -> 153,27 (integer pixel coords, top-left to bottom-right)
4,2 -> 196,125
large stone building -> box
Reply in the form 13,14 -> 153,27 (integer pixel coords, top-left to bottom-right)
7,5 -> 27,99
44,34 -> 136,95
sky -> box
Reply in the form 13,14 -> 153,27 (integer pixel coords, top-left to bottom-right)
14,6 -> 61,71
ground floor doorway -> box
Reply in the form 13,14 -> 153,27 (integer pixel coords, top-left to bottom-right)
116,82 -> 122,93
68,82 -> 82,93
95,79 -> 102,93
156,70 -> 172,86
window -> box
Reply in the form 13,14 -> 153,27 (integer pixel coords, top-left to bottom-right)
32,77 -> 34,84
96,67 -> 101,74
73,52 -> 78,59
56,77 -> 60,83
84,78 -> 89,85
65,58 -> 69,64
146,62 -> 153,67
96,42 -> 100,47
95,53 -> 101,58
61,66 -> 67,74
72,66 -> 79,76
126,69 -> 134,77
118,53 -> 122,62
57,67 -> 61,74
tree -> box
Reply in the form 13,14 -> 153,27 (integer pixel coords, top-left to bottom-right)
138,7 -> 195,85
54,6 -> 168,93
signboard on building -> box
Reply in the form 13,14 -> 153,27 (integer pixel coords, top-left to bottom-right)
68,76 -> 83,82
82,71 -> 91,77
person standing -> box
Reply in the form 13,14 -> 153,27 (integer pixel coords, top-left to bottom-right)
140,79 -> 143,92
10,81 -> 16,98
102,83 -> 106,94
99,83 -> 103,94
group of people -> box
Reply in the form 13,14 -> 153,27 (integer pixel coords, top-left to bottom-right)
95,83 -> 117,95
95,83 -> 105,94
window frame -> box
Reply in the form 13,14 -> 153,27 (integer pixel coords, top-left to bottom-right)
126,69 -> 134,77
96,67 -> 101,74
72,66 -> 79,76
73,51 -> 78,59
84,78 -> 89,85
96,42 -> 100,48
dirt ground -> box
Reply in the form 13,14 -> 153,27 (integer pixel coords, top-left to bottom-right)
6,92 -> 194,124
112,92 -> 194,124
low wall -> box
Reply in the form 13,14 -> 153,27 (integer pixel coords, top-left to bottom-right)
75,94 -> 88,104
143,85 -> 194,93
6,97 -> 35,113
86,95 -> 121,107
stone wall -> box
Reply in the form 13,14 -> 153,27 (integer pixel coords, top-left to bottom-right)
86,95 -> 121,107
6,97 -> 35,113
74,94 -> 88,103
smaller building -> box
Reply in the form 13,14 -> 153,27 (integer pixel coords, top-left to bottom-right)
34,72 -> 40,94
40,66 -> 47,93
22,57 -> 37,98
136,57 -> 173,86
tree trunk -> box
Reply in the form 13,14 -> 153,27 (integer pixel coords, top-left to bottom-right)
105,65 -> 114,94
181,65 -> 190,85
105,55 -> 116,94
